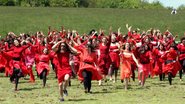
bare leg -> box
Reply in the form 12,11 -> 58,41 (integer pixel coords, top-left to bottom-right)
141,76 -> 146,87
63,74 -> 70,96
138,71 -> 142,85
64,74 -> 70,90
114,69 -> 118,83
109,64 -> 113,81
59,82 -> 64,101
124,78 -> 128,90
99,75 -> 106,85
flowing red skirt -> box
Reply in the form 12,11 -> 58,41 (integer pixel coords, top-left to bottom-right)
109,52 -> 120,68
12,60 -> 29,76
36,62 -> 50,75
152,61 -> 163,77
163,61 -> 181,77
57,65 -> 72,84
120,60 -> 131,80
78,62 -> 102,81
0,54 -> 6,71
98,54 -> 111,75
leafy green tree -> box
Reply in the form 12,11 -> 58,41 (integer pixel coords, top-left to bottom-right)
178,4 -> 185,10
50,0 -> 77,7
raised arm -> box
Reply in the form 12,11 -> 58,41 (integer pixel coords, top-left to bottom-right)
52,41 -> 62,52
66,42 -> 79,55
131,53 -> 139,67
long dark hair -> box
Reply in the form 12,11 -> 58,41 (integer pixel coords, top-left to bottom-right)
57,42 -> 70,53
122,43 -> 131,52
158,43 -> 165,51
170,41 -> 178,50
87,39 -> 95,52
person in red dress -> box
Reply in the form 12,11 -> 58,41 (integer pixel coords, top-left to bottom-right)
177,37 -> 185,81
152,43 -> 166,81
23,38 -> 37,82
52,40 -> 78,102
74,36 -> 102,93
98,37 -> 111,85
120,43 -> 139,90
162,45 -> 181,85
36,48 -> 50,87
109,33 -> 120,83
2,39 -> 30,91
137,44 -> 152,87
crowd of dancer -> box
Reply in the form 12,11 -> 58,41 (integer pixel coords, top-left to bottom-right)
0,24 -> 184,102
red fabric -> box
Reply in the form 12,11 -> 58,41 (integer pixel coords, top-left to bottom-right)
109,45 -> 120,68
128,31 -> 141,42
138,51 -> 152,78
120,51 -> 133,80
177,43 -> 185,60
139,51 -> 151,64
162,49 -> 181,77
36,54 -> 50,75
3,51 -> 13,75
0,53 -> 6,69
75,45 -> 102,81
152,48 -> 165,76
2,45 -> 30,76
98,43 -> 111,75
56,52 -> 72,83
27,67 -> 35,82
11,45 -> 30,58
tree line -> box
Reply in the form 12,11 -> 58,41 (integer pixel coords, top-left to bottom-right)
0,0 -> 178,9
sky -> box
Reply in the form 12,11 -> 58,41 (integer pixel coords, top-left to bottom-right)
148,0 -> 185,8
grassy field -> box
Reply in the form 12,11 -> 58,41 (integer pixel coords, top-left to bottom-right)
0,7 -> 185,39
1,7 -> 185,104
1,69 -> 185,104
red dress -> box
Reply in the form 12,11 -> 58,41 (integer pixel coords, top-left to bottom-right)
36,54 -> 50,75
162,49 -> 181,77
24,45 -> 37,67
120,51 -> 133,80
152,48 -> 165,76
109,45 -> 120,68
56,52 -> 72,83
3,45 -> 30,76
138,50 -> 152,78
0,53 -> 6,71
98,43 -> 111,75
2,51 -> 13,76
34,43 -> 45,66
75,45 -> 102,81
177,43 -> 185,61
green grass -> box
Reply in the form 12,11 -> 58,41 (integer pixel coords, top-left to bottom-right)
1,70 -> 185,104
0,7 -> 185,39
1,7 -> 185,104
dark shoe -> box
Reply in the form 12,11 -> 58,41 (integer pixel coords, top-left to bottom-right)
63,90 -> 68,96
69,81 -> 71,86
104,79 -> 108,83
121,80 -> 124,83
60,98 -> 64,102
88,91 -> 92,94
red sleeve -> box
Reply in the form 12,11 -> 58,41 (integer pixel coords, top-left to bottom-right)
128,31 -> 132,38
74,45 -> 84,53
177,44 -> 181,50
81,40 -> 88,46
2,51 -> 13,58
